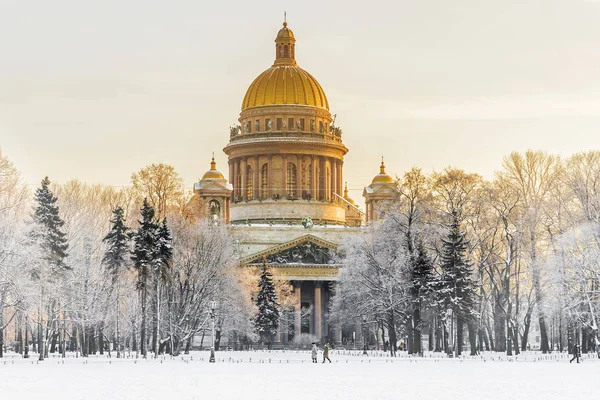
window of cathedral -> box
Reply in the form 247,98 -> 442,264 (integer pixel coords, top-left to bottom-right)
255,120 -> 260,132
246,166 -> 254,200
310,119 -> 315,132
283,45 -> 289,58
208,200 -> 220,220
265,118 -> 272,131
260,164 -> 268,199
276,118 -> 282,131
287,163 -> 297,198
299,119 -> 305,131
288,118 -> 294,130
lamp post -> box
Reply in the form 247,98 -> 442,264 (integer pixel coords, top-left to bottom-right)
209,300 -> 216,363
362,315 -> 368,355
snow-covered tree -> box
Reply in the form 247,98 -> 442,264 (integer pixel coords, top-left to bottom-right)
152,217 -> 172,355
131,198 -> 158,358
254,259 -> 280,349
410,239 -> 436,355
439,213 -> 478,356
102,206 -> 130,358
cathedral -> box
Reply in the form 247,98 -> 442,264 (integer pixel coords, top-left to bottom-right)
192,21 -> 398,346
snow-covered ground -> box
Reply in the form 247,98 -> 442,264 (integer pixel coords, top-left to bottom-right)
0,350 -> 597,400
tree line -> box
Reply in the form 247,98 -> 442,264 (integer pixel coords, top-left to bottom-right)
332,150 -> 600,357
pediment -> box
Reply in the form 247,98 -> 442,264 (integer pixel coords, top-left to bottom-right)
240,234 -> 339,266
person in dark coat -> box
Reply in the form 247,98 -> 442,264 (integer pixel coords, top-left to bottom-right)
570,344 -> 581,364
322,343 -> 331,363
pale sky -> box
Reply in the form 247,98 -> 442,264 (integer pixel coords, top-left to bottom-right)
1,0 -> 599,205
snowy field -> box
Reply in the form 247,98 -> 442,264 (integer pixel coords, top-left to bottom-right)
0,350 -> 597,400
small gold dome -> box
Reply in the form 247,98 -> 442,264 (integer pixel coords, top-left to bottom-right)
201,156 -> 225,180
277,22 -> 294,39
371,157 -> 394,184
343,182 -> 355,205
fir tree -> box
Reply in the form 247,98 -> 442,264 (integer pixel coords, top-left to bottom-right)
151,217 -> 172,356
30,177 -> 69,361
410,238 -> 436,355
439,212 -> 478,356
102,206 -> 130,358
131,198 -> 158,358
31,176 -> 69,271
254,258 -> 280,349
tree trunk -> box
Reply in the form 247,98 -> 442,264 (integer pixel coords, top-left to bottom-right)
388,312 -> 397,357
406,317 -> 414,354
215,329 -> 221,351
99,321 -> 104,355
521,310 -> 532,351
467,320 -> 477,356
140,276 -> 147,358
456,317 -> 463,356
413,307 -> 422,355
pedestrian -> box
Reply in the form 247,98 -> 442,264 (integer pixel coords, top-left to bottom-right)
322,342 -> 331,363
570,344 -> 581,364
311,343 -> 318,363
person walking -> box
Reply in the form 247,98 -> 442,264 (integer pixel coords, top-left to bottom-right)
311,343 -> 318,363
570,344 -> 581,364
322,343 -> 331,363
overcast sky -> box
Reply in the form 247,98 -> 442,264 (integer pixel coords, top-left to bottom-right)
1,0 -> 599,204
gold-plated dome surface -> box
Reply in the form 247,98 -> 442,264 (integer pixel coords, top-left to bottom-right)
371,158 -> 394,184
277,22 -> 294,39
201,157 -> 225,180
242,66 -> 329,111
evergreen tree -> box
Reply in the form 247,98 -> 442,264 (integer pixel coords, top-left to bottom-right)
439,213 -> 478,356
102,206 -> 130,358
31,176 -> 69,271
152,217 -> 173,356
30,177 -> 69,361
410,238 -> 436,355
254,258 -> 280,349
131,198 -> 158,358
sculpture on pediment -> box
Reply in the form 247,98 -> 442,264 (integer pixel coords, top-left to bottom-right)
250,241 -> 334,265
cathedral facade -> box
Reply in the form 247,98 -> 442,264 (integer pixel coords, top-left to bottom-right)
193,21 -> 397,346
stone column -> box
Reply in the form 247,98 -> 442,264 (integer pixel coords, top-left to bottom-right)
268,156 -> 273,198
240,158 -> 247,200
233,159 -> 239,198
297,155 -> 303,198
311,156 -> 317,200
331,158 -> 337,197
254,155 -> 260,200
294,283 -> 301,338
282,155 -> 288,197
320,157 -> 326,201
314,282 -> 322,340
228,160 -> 234,201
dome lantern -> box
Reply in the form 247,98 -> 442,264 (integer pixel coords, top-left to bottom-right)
274,16 -> 296,66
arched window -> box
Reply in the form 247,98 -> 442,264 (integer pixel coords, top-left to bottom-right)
246,166 -> 254,200
208,200 -> 220,220
284,45 -> 289,58
287,163 -> 297,197
261,163 -> 269,200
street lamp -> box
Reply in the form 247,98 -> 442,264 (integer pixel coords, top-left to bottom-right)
209,300 -> 216,363
362,315 -> 368,355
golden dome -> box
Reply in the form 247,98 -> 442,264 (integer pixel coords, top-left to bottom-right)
277,22 -> 294,39
343,182 -> 355,205
242,66 -> 329,111
201,156 -> 225,180
371,157 -> 394,184
241,21 -> 329,111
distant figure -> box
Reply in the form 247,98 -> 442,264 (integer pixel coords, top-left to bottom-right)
322,343 -> 331,363
570,344 -> 581,364
311,343 -> 318,363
